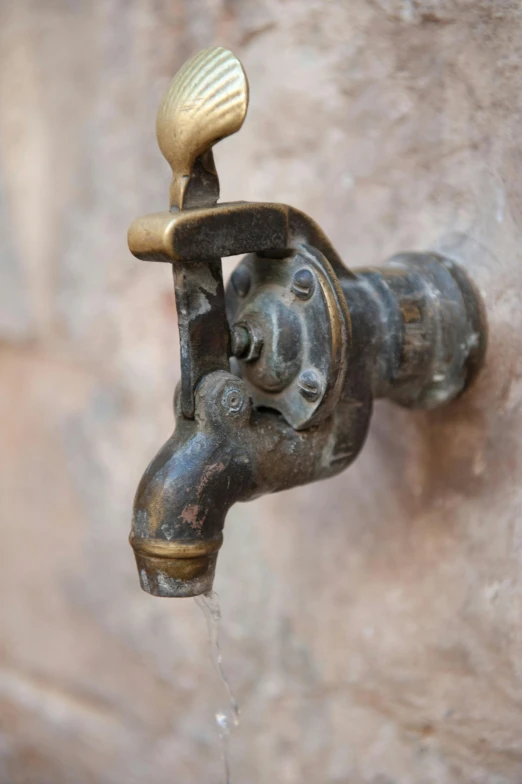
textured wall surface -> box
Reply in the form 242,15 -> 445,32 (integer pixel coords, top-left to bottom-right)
1,1 -> 522,782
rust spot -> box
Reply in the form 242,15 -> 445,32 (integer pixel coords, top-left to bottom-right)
197,461 -> 225,493
177,463 -> 226,532
401,303 -> 421,323
180,503 -> 203,530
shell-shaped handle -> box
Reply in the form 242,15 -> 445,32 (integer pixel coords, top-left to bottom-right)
156,47 -> 249,210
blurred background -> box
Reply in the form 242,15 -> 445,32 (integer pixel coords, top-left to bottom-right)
1,1 -> 522,782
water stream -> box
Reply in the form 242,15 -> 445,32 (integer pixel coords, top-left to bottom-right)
195,591 -> 239,784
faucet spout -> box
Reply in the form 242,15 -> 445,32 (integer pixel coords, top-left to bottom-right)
130,373 -> 256,597
130,370 -> 365,597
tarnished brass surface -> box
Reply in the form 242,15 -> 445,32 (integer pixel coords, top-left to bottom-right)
131,534 -> 223,595
128,201 -> 349,274
127,46 -> 488,597
129,534 -> 223,559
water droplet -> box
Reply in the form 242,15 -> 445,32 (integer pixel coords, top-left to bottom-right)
195,591 -> 239,783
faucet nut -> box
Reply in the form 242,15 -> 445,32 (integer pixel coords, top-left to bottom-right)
232,321 -> 263,362
231,324 -> 251,358
291,267 -> 315,300
297,368 -> 323,402
231,265 -> 251,298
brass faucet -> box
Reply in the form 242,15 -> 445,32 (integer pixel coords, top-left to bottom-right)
127,48 -> 487,598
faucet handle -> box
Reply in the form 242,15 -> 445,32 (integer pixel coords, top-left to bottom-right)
129,47 -> 352,424
156,47 -> 249,210
149,48 -> 249,418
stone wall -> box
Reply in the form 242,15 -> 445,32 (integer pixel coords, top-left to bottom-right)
1,1 -> 522,782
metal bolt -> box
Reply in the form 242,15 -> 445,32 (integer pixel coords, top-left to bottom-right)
231,321 -> 263,362
231,324 -> 250,358
298,369 -> 322,402
291,267 -> 315,300
231,265 -> 251,298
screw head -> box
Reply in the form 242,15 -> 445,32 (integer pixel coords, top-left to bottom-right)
221,387 -> 245,413
231,265 -> 251,298
297,369 -> 322,402
291,267 -> 315,300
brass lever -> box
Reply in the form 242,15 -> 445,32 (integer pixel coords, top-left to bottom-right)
142,47 -> 248,418
156,47 -> 248,210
